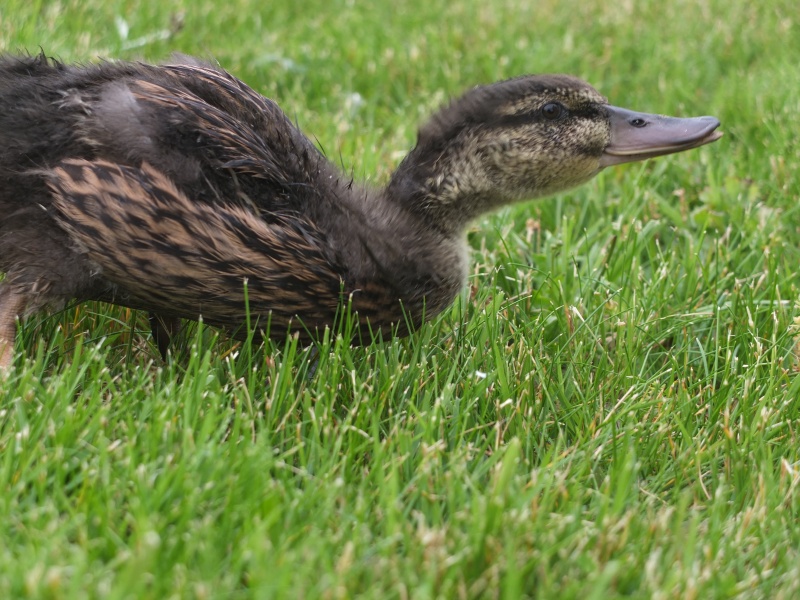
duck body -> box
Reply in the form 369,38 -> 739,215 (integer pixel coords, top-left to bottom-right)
0,53 -> 721,366
0,55 -> 464,345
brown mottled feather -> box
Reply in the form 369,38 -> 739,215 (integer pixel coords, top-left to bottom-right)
47,159 -> 346,338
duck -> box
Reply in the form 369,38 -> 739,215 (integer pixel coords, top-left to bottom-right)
0,52 -> 722,368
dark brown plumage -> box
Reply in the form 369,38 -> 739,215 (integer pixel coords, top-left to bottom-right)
0,53 -> 722,368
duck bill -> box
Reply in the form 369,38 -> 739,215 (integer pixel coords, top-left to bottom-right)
599,105 -> 723,167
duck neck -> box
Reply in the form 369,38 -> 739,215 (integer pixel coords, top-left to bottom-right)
385,144 -> 507,237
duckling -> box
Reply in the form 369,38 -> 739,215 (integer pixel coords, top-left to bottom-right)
0,53 -> 722,368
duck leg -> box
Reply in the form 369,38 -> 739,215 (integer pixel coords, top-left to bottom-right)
0,285 -> 25,371
149,312 -> 181,361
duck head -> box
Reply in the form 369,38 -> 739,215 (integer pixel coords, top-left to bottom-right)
388,74 -> 721,232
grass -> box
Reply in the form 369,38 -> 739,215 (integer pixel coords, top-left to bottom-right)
2,0 -> 800,597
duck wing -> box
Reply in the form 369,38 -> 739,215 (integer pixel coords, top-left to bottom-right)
160,62 -> 320,182
107,65 -> 338,216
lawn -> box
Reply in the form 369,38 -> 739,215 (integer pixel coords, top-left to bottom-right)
1,0 -> 799,597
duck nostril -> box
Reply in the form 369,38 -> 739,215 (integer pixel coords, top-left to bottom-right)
629,118 -> 647,128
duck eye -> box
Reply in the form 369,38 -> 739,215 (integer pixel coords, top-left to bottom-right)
541,102 -> 564,120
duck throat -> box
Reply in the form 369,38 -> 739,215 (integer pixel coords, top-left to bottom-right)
386,147 -> 507,235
